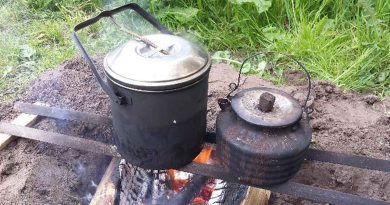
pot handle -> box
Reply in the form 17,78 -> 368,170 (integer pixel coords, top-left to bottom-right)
72,3 -> 173,105
225,51 -> 312,114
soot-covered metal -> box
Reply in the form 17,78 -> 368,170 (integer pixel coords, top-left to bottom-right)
216,111 -> 311,186
73,3 -> 211,169
214,51 -> 314,186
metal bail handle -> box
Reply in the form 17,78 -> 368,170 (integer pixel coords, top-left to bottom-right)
72,3 -> 173,105
226,51 -> 312,113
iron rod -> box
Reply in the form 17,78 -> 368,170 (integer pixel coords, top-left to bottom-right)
179,163 -> 390,205
0,122 -> 120,157
169,175 -> 208,205
12,102 -> 390,173
0,121 -> 388,205
306,148 -> 390,172
14,102 -> 112,125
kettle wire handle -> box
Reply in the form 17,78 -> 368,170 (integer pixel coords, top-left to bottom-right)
72,3 -> 173,105
227,51 -> 312,113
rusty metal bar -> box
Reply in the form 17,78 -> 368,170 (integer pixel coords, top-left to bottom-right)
0,122 -> 120,158
14,102 -> 112,125
180,163 -> 390,205
168,175 -> 208,205
13,103 -> 390,173
0,121 -> 389,204
13,102 -> 390,173
306,149 -> 390,172
271,181 -> 389,205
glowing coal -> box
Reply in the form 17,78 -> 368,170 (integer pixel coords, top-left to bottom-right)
118,145 -> 230,205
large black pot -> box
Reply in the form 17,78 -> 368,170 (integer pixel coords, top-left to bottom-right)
73,3 -> 211,169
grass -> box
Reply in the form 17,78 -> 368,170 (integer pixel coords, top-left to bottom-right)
152,0 -> 390,97
0,0 -> 102,103
0,0 -> 389,103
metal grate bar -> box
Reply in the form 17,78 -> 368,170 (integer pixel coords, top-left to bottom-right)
13,102 -> 390,173
0,121 -> 389,205
0,122 -> 120,157
306,148 -> 390,172
14,102 -> 112,125
8,102 -> 390,204
179,163 -> 390,205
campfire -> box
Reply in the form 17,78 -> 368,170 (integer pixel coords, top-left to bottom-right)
168,145 -> 215,204
118,145 -> 234,205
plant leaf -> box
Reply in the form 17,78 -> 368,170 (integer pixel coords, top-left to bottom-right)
241,62 -> 252,74
20,44 -> 36,59
377,70 -> 389,83
212,50 -> 231,63
229,0 -> 272,13
257,61 -> 267,71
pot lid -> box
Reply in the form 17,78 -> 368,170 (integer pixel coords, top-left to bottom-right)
104,34 -> 210,91
231,87 -> 302,128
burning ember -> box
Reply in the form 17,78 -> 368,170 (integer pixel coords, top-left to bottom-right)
167,145 -> 218,204
119,145 -> 226,205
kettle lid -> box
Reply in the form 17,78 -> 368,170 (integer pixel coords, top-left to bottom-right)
104,34 -> 210,91
231,87 -> 302,128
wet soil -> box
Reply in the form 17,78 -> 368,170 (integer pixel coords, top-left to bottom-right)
0,56 -> 389,204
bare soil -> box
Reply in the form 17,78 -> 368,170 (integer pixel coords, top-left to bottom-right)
0,56 -> 112,205
0,56 -> 389,204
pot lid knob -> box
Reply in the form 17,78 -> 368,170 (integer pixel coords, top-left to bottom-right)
231,87 -> 302,128
258,92 -> 275,112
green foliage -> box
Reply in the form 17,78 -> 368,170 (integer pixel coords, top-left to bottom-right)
151,0 -> 268,53
230,0 -> 272,13
1,0 -> 389,103
24,0 -> 101,12
0,0 -> 102,102
152,0 -> 390,96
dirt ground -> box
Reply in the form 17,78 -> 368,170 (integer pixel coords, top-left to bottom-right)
0,56 -> 389,204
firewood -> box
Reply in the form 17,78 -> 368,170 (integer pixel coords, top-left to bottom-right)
90,158 -> 120,205
241,187 -> 271,205
119,162 -> 170,205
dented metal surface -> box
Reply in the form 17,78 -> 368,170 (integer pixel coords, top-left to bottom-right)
216,107 -> 311,186
217,87 -> 311,186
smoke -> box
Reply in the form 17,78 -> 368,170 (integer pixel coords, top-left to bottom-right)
77,0 -> 162,56
83,0 -> 206,57
80,181 -> 98,205
81,192 -> 94,204
73,157 -> 111,205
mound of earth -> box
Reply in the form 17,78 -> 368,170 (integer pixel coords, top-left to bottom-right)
0,56 -> 389,204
